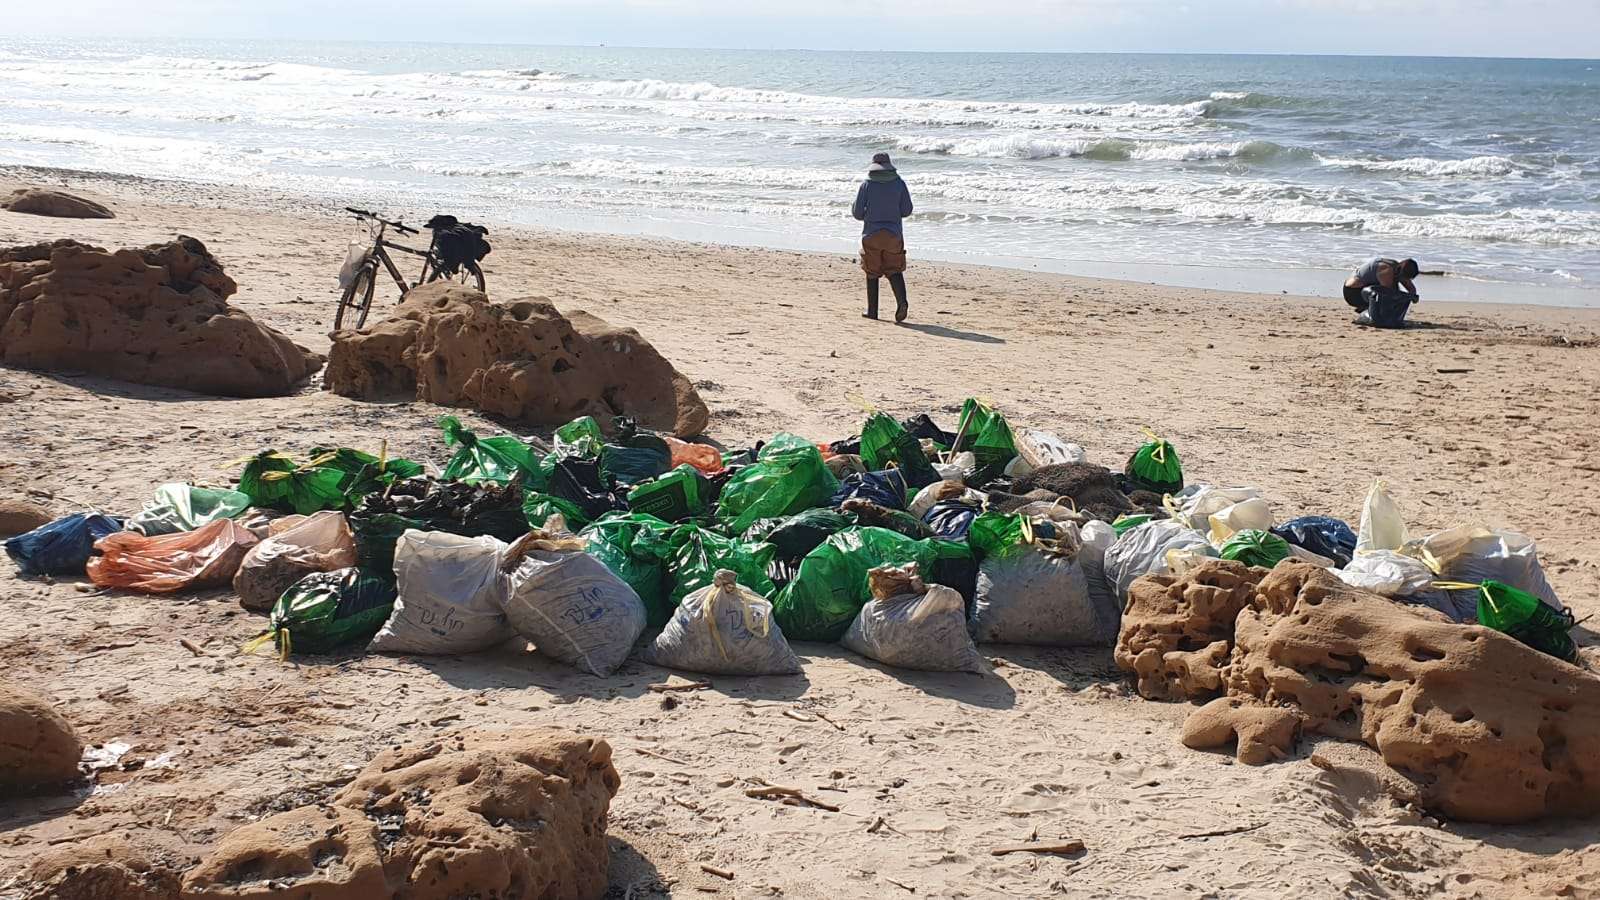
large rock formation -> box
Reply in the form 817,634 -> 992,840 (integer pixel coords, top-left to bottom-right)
0,683 -> 84,794
0,238 -> 322,398
2,188 -> 114,219
1120,560 -> 1600,824
182,728 -> 620,900
19,834 -> 182,900
1115,559 -> 1261,701
325,283 -> 709,437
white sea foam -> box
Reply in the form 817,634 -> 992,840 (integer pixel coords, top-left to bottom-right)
1317,154 -> 1519,177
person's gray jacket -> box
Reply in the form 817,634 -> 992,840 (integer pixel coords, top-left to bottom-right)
853,175 -> 913,238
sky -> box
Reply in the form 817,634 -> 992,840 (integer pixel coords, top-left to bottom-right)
9,0 -> 1599,58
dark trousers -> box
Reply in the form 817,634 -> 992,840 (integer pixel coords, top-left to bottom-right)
1343,284 -> 1367,311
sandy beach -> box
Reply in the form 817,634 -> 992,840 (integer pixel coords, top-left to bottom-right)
3,166 -> 1600,899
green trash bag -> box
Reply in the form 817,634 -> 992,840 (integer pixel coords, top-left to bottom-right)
951,399 -> 1018,486
716,433 -> 840,534
668,525 -> 777,609
309,445 -> 424,505
523,492 -> 589,531
246,567 -> 397,658
1218,529 -> 1291,568
127,483 -> 252,536
967,511 -> 1072,561
859,412 -> 940,490
582,512 -> 677,628
744,508 -> 859,562
1472,579 -> 1578,663
238,451 -> 348,516
439,415 -> 542,486
553,416 -> 604,459
628,465 -> 707,522
1125,428 -> 1183,496
349,511 -> 424,581
772,526 -> 937,642
1111,513 -> 1153,536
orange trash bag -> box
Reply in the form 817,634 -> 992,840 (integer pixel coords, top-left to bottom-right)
232,510 -> 357,612
664,436 -> 724,475
88,519 -> 260,594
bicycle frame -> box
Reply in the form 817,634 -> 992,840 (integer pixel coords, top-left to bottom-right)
361,219 -> 441,293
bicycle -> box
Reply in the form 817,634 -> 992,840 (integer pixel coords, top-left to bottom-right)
334,207 -> 487,330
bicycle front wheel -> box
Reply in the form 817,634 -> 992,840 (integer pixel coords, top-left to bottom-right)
426,260 -> 486,294
334,263 -> 377,331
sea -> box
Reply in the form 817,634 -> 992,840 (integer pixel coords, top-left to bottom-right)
3,39 -> 1598,305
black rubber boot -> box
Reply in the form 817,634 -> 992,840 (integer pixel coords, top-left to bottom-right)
888,273 -> 908,323
864,278 -> 880,319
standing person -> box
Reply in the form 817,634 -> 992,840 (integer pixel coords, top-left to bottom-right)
1343,257 -> 1420,311
852,152 -> 914,322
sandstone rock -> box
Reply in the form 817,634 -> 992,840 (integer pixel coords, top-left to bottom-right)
2,188 -> 114,219
326,282 -> 709,437
0,683 -> 83,794
1114,559 -> 1262,701
1181,696 -> 1301,765
0,497 -> 53,536
182,728 -> 620,900
1212,562 -> 1600,823
0,237 -> 322,398
21,834 -> 182,900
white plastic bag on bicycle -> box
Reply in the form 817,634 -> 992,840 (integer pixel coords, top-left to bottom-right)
337,224 -> 372,290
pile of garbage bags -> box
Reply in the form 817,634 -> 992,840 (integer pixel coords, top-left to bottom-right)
4,400 -> 1579,675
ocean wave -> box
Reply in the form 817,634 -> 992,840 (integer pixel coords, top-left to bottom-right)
897,135 -> 1290,162
1317,154 -> 1520,177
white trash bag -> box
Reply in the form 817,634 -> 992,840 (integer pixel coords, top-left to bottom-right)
645,570 -> 800,676
1016,429 -> 1089,469
908,480 -> 986,519
503,528 -> 647,676
1103,519 -> 1217,605
1165,485 -> 1267,532
1409,525 -> 1564,613
844,564 -> 985,673
1078,520 -> 1119,633
1336,550 -> 1470,621
969,521 -> 1109,646
1355,479 -> 1408,553
369,530 -> 512,654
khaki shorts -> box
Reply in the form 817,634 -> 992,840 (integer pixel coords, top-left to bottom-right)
859,230 -> 907,278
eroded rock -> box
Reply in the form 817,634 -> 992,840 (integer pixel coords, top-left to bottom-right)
1114,559 -> 1262,701
325,283 -> 708,437
0,237 -> 322,398
1219,562 -> 1600,823
21,834 -> 182,900
0,683 -> 83,794
1181,696 -> 1301,765
2,188 -> 114,219
182,727 -> 620,900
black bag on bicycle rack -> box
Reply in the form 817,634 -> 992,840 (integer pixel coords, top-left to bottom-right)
426,215 -> 492,274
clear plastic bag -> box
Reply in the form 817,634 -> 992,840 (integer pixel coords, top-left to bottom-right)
1103,519 -> 1216,605
369,531 -> 512,654
232,510 -> 358,612
969,523 -> 1106,646
1016,429 -> 1088,469
1408,526 -> 1563,612
88,519 -> 259,593
844,564 -> 984,672
645,570 -> 800,676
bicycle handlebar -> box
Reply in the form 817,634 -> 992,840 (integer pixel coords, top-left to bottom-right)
344,206 -> 417,235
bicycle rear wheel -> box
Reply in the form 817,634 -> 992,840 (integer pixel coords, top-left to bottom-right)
426,260 -> 486,294
334,263 -> 377,330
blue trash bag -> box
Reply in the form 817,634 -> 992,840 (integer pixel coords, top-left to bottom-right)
923,500 -> 980,541
5,513 -> 125,577
830,469 -> 909,510
1271,515 -> 1357,568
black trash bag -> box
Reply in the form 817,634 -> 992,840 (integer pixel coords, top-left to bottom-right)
603,417 -> 673,487
840,499 -> 930,541
923,499 -> 980,541
547,457 -> 627,521
903,413 -> 957,449
347,476 -> 527,580
828,436 -> 862,457
744,508 -> 859,563
1271,515 -> 1358,568
830,469 -> 909,510
1356,286 -> 1413,329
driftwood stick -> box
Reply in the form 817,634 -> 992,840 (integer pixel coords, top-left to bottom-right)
989,839 -> 1086,857
648,680 -> 712,693
744,785 -> 840,812
699,863 -> 734,880
634,747 -> 693,766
